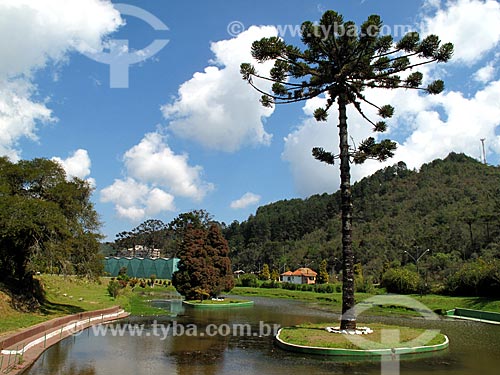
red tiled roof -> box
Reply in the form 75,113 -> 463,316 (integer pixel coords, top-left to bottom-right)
281,267 -> 317,276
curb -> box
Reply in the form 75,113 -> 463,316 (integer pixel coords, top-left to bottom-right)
275,328 -> 449,357
0,306 -> 129,374
182,300 -> 254,309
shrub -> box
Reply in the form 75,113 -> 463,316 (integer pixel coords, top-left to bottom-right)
128,278 -> 138,288
260,280 -> 280,288
107,280 -> 122,298
240,274 -> 259,287
445,258 -> 500,297
381,267 -> 421,294
282,282 -> 297,290
300,284 -> 314,291
117,267 -> 129,282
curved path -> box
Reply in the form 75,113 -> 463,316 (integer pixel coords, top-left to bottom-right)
0,306 -> 129,374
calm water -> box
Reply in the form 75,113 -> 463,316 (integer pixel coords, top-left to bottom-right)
24,297 -> 500,375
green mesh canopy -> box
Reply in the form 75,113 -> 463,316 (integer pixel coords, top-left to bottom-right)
104,257 -> 179,279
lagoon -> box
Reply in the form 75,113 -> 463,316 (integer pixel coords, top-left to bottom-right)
24,297 -> 500,375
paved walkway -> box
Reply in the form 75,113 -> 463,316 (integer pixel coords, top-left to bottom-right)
0,306 -> 129,374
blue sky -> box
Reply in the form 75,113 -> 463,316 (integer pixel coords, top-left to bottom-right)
2,0 -> 500,241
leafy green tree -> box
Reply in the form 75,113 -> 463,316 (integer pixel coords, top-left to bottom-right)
259,263 -> 271,280
241,10 -> 452,329
271,269 -> 280,281
317,259 -> 330,284
381,267 -> 421,294
0,157 -> 102,299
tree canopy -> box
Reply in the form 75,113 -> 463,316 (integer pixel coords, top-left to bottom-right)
0,157 -> 102,300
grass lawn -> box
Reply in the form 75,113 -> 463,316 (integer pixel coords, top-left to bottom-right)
279,322 -> 447,350
231,286 -> 500,315
0,275 -> 174,336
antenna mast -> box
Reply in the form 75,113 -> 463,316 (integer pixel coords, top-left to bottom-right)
480,138 -> 486,164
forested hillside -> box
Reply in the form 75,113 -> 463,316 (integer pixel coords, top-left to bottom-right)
224,153 -> 500,282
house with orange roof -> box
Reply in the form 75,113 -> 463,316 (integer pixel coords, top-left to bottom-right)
280,267 -> 317,284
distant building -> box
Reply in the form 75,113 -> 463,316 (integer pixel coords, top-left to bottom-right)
280,267 -> 317,284
116,245 -> 161,259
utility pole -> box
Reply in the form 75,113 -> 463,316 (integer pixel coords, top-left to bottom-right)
480,138 -> 486,164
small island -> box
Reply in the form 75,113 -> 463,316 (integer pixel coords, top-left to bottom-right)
182,298 -> 254,309
275,322 -> 448,356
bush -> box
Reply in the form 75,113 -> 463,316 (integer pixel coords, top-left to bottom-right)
282,282 -> 297,291
381,267 -> 421,294
314,283 -> 335,293
445,258 -> 500,297
240,274 -> 259,288
356,276 -> 376,293
128,278 -> 138,288
300,284 -> 314,291
260,280 -> 280,288
107,280 -> 122,298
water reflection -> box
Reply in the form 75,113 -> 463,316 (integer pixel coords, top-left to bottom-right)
24,297 -> 500,375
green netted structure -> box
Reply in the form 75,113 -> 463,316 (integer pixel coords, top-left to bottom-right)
104,257 -> 179,279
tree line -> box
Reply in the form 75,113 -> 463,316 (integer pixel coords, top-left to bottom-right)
224,153 -> 500,296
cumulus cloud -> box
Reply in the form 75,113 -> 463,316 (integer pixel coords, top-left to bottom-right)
280,0 -> 500,197
161,26 -> 277,152
52,149 -> 92,180
123,132 -> 213,201
0,0 -> 122,159
474,62 -> 496,83
100,132 -> 213,221
0,80 -> 53,160
282,79 -> 500,197
421,0 -> 500,65
100,178 -> 175,222
230,192 -> 262,209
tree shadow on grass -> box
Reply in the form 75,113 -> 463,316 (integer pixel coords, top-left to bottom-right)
462,296 -> 498,310
39,300 -> 85,315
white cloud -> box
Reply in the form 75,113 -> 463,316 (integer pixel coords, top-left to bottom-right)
421,0 -> 500,65
474,62 -> 496,83
100,132 -> 213,221
0,80 -> 53,160
123,132 -> 213,201
281,1 -> 500,197
52,149 -> 92,180
282,79 -> 500,197
161,26 -> 278,152
0,0 -> 122,159
282,96 -> 378,196
100,177 -> 176,222
230,192 -> 262,209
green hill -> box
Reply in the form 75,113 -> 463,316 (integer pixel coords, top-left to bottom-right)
224,153 -> 500,282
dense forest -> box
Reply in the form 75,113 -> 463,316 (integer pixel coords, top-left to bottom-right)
223,153 -> 500,285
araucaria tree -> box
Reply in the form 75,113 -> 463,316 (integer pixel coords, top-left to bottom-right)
172,221 -> 234,300
241,10 -> 453,329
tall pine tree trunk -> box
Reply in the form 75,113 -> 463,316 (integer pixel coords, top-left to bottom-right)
338,94 -> 356,330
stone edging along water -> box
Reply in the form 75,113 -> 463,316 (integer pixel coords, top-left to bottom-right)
182,300 -> 254,309
274,328 -> 449,357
